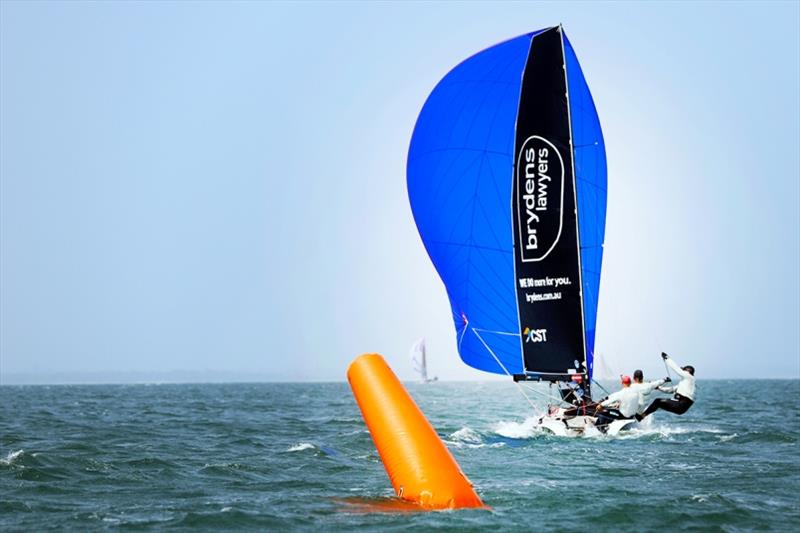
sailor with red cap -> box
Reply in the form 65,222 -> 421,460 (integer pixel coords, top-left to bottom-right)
594,375 -> 639,431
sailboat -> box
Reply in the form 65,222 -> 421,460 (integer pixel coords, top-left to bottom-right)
410,338 -> 438,383
407,26 -> 627,435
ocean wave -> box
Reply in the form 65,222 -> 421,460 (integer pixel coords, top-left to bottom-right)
444,440 -> 505,449
733,431 -> 797,445
616,423 -> 727,440
3,381 -> 795,531
443,427 -> 505,448
488,417 -> 732,441
1,449 -> 24,465
287,442 -> 315,452
448,427 -> 482,444
201,462 -> 255,472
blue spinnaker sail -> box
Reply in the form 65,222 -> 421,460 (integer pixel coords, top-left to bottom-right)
407,27 -> 606,379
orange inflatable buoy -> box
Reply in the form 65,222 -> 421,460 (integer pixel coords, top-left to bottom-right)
347,353 -> 484,509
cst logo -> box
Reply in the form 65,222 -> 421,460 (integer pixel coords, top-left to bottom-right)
523,327 -> 547,343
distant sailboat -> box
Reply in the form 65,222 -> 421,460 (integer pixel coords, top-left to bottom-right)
410,339 -> 438,383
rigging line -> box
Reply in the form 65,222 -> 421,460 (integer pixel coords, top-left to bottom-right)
471,327 -> 513,377
470,328 -> 578,410
471,328 -> 519,336
518,381 -> 575,408
471,328 -> 538,413
548,383 -> 561,407
662,357 -> 673,382
654,327 -> 671,381
457,318 -> 469,353
591,378 -> 611,397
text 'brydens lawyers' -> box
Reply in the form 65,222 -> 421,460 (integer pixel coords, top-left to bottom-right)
522,145 -> 552,252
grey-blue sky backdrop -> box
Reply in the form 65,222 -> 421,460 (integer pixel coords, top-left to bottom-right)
2,1 -> 798,383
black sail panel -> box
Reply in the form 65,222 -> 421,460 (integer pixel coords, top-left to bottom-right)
512,27 -> 586,380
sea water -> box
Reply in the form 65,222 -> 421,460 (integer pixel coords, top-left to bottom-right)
1,380 -> 798,530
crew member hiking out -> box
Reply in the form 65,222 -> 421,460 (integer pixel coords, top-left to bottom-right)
595,375 -> 638,432
630,369 -> 669,417
637,353 -> 695,421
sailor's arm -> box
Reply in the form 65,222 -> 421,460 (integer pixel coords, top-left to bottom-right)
600,391 -> 621,407
643,378 -> 666,393
658,384 -> 677,394
665,356 -> 691,379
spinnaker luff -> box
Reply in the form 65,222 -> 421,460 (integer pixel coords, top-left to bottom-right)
407,26 -> 606,385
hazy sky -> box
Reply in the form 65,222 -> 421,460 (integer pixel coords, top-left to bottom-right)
1,1 -> 798,383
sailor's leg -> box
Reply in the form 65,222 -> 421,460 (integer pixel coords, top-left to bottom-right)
643,396 -> 693,417
671,395 -> 694,414
595,409 -> 624,432
641,398 -> 669,417
594,411 -> 613,431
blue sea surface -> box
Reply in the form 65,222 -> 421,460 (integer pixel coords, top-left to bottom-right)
1,380 -> 798,530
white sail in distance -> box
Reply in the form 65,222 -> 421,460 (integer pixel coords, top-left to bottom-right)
410,338 -> 436,382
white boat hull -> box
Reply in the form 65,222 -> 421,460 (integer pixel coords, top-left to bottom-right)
537,410 -> 637,437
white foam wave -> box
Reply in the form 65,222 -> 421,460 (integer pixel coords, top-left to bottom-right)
443,427 -> 506,448
488,416 -> 730,441
287,442 -> 315,452
449,427 -> 482,444
444,438 -> 505,449
444,439 -> 505,449
1,449 -> 24,465
493,417 -> 542,439
618,421 -> 725,439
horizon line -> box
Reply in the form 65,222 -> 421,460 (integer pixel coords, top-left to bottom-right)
2,377 -> 798,387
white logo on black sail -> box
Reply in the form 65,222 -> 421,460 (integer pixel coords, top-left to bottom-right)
516,135 -> 565,262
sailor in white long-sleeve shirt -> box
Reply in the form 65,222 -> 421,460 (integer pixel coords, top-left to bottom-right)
638,353 -> 696,420
594,375 -> 639,431
630,369 -> 668,415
